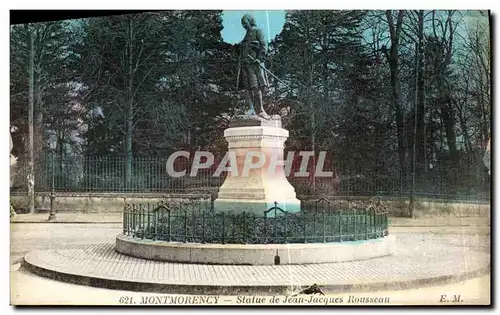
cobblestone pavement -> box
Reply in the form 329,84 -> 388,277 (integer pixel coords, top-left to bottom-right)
10,213 -> 122,223
10,223 -> 122,265
11,221 -> 490,299
23,233 -> 490,294
10,222 -> 489,264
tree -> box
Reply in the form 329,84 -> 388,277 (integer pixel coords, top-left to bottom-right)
78,12 -> 176,186
77,11 -> 235,189
10,20 -> 76,208
382,10 -> 407,190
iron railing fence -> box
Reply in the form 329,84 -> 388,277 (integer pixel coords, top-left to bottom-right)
12,154 -> 491,202
122,199 -> 389,244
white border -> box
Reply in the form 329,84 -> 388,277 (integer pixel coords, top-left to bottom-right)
2,0 -> 497,10
2,2 -> 497,314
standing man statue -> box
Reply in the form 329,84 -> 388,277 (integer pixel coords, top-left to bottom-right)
237,13 -> 271,120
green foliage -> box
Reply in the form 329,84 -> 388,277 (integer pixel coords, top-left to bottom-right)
77,11 -> 236,157
10,21 -> 79,158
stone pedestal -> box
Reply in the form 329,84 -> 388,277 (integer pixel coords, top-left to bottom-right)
214,115 -> 301,216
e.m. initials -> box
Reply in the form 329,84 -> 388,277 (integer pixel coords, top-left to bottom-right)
439,294 -> 463,303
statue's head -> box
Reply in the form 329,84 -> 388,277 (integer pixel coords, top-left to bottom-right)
241,14 -> 256,30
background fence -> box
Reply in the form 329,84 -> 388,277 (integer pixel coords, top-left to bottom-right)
11,153 -> 491,202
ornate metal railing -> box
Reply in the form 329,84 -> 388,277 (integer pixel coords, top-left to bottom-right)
122,199 -> 389,244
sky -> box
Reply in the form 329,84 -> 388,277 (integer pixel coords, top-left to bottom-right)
221,10 -> 286,44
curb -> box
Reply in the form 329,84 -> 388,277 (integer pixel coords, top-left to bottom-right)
22,256 -> 490,296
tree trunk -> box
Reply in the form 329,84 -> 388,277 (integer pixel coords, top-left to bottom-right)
58,133 -> 64,178
441,99 -> 458,161
310,64 -> 315,193
126,114 -> 133,190
385,10 -> 407,192
478,64 -> 489,150
438,12 -> 458,163
34,63 -> 44,189
305,20 -> 316,193
27,24 -> 35,213
416,10 -> 426,175
410,41 -> 419,219
457,77 -> 472,166
125,17 -> 134,190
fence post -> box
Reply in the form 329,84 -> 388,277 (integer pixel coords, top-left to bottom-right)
202,210 -> 205,244
184,210 -> 188,242
252,213 -> 256,244
147,202 -> 151,238
167,209 -> 172,242
154,205 -> 158,240
221,212 -> 225,244
140,204 -> 145,240
312,209 -> 317,238
264,211 -> 268,244
123,204 -> 127,235
232,213 -> 235,243
365,208 -> 368,240
303,211 -> 307,244
274,210 -> 278,240
48,190 -> 56,221
322,210 -> 326,243
132,204 -> 136,238
192,211 -> 196,243
241,212 -> 246,243
123,205 -> 127,235
384,210 -> 389,236
339,209 -> 342,242
370,207 -> 374,238
284,212 -> 288,243
354,209 -> 358,241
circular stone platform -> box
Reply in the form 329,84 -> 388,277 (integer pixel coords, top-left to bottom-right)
115,234 -> 396,265
23,233 -> 490,295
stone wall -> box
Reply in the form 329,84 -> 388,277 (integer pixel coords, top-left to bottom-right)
10,193 -> 212,214
9,193 -> 489,217
299,195 -> 490,218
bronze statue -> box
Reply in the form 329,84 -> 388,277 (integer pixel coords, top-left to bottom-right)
236,14 -> 271,120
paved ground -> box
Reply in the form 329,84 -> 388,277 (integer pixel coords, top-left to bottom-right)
10,223 -> 122,265
22,232 -> 490,295
11,213 -> 122,224
10,218 -> 491,305
10,220 -> 489,259
10,221 -> 490,266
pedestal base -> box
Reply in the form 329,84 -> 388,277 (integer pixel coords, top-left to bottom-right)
114,234 -> 397,265
214,116 -> 301,216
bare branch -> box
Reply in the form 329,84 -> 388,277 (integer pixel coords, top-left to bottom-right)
385,10 -> 396,42
133,39 -> 145,76
132,66 -> 154,101
395,11 -> 405,41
